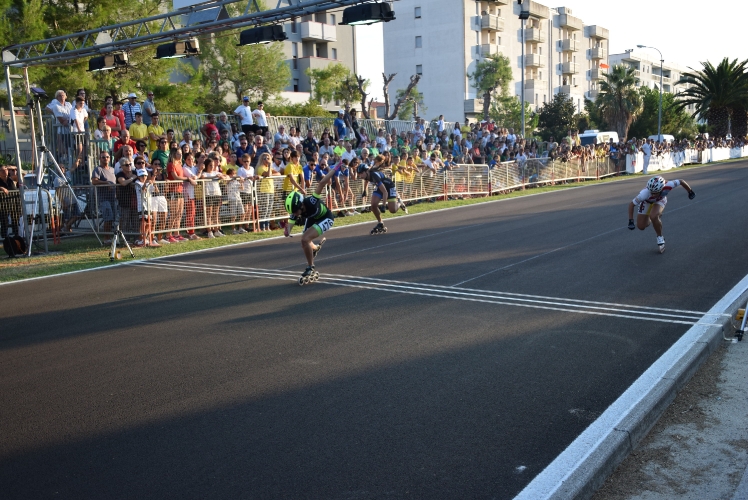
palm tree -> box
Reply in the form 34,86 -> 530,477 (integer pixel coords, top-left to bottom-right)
675,58 -> 748,138
596,65 -> 642,141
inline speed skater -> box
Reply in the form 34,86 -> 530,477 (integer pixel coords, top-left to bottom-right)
628,175 -> 695,253
284,165 -> 339,284
357,156 -> 407,235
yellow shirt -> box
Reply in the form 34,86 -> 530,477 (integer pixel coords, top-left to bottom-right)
129,122 -> 148,141
147,124 -> 165,153
403,165 -> 416,183
282,162 -> 303,192
257,165 -> 275,193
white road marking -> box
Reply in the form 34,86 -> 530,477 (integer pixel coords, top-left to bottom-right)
136,261 -> 719,325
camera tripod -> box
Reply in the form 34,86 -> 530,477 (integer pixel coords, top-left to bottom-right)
109,199 -> 134,262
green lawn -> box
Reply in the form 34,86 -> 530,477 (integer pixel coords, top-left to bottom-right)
0,160 -> 732,283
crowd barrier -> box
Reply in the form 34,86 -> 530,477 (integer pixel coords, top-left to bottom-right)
626,147 -> 748,173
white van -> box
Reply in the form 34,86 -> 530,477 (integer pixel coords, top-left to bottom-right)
578,130 -> 620,146
648,134 -> 675,143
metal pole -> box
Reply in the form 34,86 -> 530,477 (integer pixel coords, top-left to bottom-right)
521,19 -> 525,137
658,53 -> 663,142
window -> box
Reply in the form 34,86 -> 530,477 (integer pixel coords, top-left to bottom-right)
539,71 -> 542,80
535,93 -> 538,105
293,79 -> 299,92
332,48 -> 337,60
415,6 -> 422,18
416,64 -> 423,75
415,36 -> 422,48
292,42 -> 298,69
291,18 -> 297,33
544,94 -> 547,103
329,14 -> 336,25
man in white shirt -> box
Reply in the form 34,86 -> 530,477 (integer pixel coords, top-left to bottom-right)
251,101 -> 268,135
274,125 -> 291,148
641,138 -> 652,174
47,90 -> 72,158
178,130 -> 193,149
341,142 -> 357,163
319,137 -> 334,158
234,96 -> 255,135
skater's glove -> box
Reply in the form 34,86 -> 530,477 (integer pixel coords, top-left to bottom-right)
688,190 -> 695,200
628,219 -> 635,230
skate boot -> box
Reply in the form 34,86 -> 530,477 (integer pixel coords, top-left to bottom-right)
656,235 -> 665,254
398,197 -> 408,214
370,222 -> 387,235
312,237 -> 326,258
299,266 -> 319,285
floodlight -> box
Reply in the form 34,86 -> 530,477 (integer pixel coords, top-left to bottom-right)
155,38 -> 201,59
88,52 -> 129,72
340,3 -> 396,26
238,25 -> 288,46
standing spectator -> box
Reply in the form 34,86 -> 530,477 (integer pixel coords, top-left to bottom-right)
436,115 -> 445,133
151,137 -> 170,170
91,150 -> 116,238
237,153 -> 256,233
46,90 -> 72,158
115,159 -> 137,231
150,158 -> 170,245
199,158 -> 227,238
201,114 -> 219,141
99,95 -> 114,117
282,150 -> 305,203
0,163 -> 20,239
142,91 -> 156,126
333,110 -> 347,141
70,96 -> 88,133
166,149 -> 188,243
103,103 -> 122,137
147,112 -> 166,154
274,125 -> 291,148
122,93 -> 142,129
75,89 -> 90,112
641,138 -> 652,175
350,108 -> 361,147
234,97 -> 255,135
302,130 -> 319,162
255,152 -> 277,231
129,112 -> 148,142
215,112 -> 231,136
250,135 -> 271,168
252,101 -> 269,135
181,152 -> 201,240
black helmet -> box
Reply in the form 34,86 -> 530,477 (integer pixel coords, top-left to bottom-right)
357,164 -> 369,174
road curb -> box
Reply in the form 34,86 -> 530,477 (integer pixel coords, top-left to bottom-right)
515,274 -> 748,500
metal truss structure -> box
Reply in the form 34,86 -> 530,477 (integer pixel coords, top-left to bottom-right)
2,0 -> 381,67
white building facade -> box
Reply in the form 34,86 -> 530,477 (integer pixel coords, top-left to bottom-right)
608,49 -> 690,95
383,1 -> 610,123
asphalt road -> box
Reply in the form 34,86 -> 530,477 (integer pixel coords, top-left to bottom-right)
2,161 -> 748,499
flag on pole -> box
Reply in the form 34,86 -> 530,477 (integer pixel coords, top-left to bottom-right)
600,63 -> 610,69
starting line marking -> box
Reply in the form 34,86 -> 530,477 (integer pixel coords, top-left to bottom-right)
135,260 -> 724,326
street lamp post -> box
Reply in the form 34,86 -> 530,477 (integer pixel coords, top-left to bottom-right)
519,1 -> 530,137
637,44 -> 663,142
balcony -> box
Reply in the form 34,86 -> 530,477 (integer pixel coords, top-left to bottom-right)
562,62 -> 579,74
633,69 -> 641,77
464,99 -> 484,114
587,25 -> 609,39
525,53 -> 544,67
480,14 -> 504,32
590,68 -> 606,80
480,44 -> 500,58
477,0 -> 509,4
590,47 -> 607,59
559,85 -> 572,95
528,1 -> 550,19
558,14 -> 583,31
560,39 -> 578,52
525,78 -> 546,91
525,27 -> 544,43
300,21 -> 337,42
587,89 -> 599,99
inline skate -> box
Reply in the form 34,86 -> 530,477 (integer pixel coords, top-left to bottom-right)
299,266 -> 320,285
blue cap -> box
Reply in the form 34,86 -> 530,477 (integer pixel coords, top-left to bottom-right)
242,96 -> 249,101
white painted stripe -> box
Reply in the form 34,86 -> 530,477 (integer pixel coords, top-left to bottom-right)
514,271 -> 748,499
137,261 -> 708,325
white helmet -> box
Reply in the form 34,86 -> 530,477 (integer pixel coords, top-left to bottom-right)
647,176 -> 665,194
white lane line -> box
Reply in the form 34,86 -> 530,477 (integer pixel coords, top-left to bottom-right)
151,260 -> 717,317
137,261 -> 706,325
514,271 -> 748,500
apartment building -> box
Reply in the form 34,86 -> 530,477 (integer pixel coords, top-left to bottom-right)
281,12 -> 357,106
609,49 -> 690,95
382,1 -> 610,122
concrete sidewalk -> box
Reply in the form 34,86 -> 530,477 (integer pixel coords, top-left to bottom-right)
593,336 -> 748,500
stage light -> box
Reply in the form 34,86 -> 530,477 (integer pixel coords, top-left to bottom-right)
155,38 -> 201,59
340,3 -> 395,26
238,25 -> 288,46
88,52 -> 129,72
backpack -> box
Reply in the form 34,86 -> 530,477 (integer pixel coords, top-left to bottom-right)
3,234 -> 26,258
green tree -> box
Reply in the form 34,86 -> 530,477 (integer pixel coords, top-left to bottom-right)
395,85 -> 426,120
628,86 -> 697,140
582,98 -> 609,131
675,58 -> 748,138
306,63 -> 364,107
596,65 -> 642,141
468,54 -> 513,121
537,93 -> 577,141
490,95 -> 538,137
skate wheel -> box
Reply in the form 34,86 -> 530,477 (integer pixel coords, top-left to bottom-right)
298,277 -> 306,285
382,227 -> 387,233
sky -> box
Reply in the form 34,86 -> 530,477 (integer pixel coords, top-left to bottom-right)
355,0 -> 748,101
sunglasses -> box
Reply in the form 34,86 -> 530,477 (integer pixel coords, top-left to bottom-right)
135,161 -> 145,165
